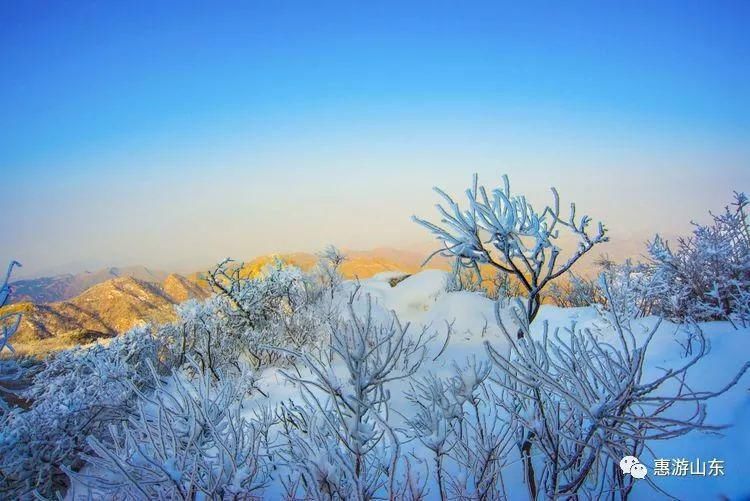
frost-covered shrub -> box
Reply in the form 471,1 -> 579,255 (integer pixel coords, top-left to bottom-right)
159,258 -> 331,378
484,300 -> 750,500
487,271 -> 524,306
0,327 -> 162,497
595,258 -> 660,319
68,358 -> 272,499
157,296 -> 247,378
207,258 -> 310,327
414,173 -> 607,328
1,260 -> 24,411
645,192 -> 750,324
200,258 -> 326,371
446,258 -> 484,293
548,271 -> 602,308
277,290 -> 434,500
314,245 -> 347,300
407,358 -> 514,500
586,193 -> 750,324
0,261 -> 22,354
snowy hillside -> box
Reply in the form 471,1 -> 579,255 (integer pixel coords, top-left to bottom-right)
245,271 -> 750,500
51,269 -> 749,500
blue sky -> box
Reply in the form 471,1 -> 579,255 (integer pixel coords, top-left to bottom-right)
1,1 -> 749,276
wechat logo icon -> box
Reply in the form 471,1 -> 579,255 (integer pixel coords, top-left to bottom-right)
620,456 -> 648,479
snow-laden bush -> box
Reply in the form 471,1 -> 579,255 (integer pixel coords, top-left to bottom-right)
276,289 -> 435,500
407,358 -> 515,500
414,173 -> 607,328
207,257 -> 312,329
593,258 -> 662,320
158,257 -> 333,379
483,296 -> 750,500
314,245 -> 348,300
591,193 -> 750,324
445,258 -> 484,294
0,254 -> 338,498
1,260 -> 24,411
0,261 -> 22,354
68,358 -> 272,499
488,271 -> 525,306
0,327 -> 162,498
157,296 -> 248,379
548,271 -> 602,308
646,192 -> 750,324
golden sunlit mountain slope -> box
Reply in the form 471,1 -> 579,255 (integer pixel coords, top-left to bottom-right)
341,248 -> 451,277
8,266 -> 170,304
187,248 -> 452,284
6,275 -> 207,357
162,273 -> 210,303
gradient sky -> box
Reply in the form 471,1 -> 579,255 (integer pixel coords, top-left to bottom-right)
2,1 -> 749,277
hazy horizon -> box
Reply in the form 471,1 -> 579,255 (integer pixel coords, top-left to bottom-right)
2,2 -> 749,278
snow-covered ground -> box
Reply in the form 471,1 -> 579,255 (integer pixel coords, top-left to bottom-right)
64,269 -> 750,500
241,270 -> 750,500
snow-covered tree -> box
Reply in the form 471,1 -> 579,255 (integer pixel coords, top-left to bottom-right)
445,258 -> 484,294
0,261 -> 22,354
484,294 -> 750,500
68,358 -> 272,499
414,174 -> 607,330
276,288 -> 435,500
156,295 -> 259,379
547,271 -> 602,308
207,258 -> 306,326
186,258 -> 325,372
315,245 -> 348,300
0,260 -> 23,410
646,192 -> 750,324
407,357 -> 514,501
595,258 -> 659,320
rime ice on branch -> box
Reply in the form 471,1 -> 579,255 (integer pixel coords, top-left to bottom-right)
274,287 -> 434,500
0,261 -> 23,412
0,260 -> 22,355
414,174 -> 608,327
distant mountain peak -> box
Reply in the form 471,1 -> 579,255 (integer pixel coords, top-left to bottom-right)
8,266 -> 171,305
